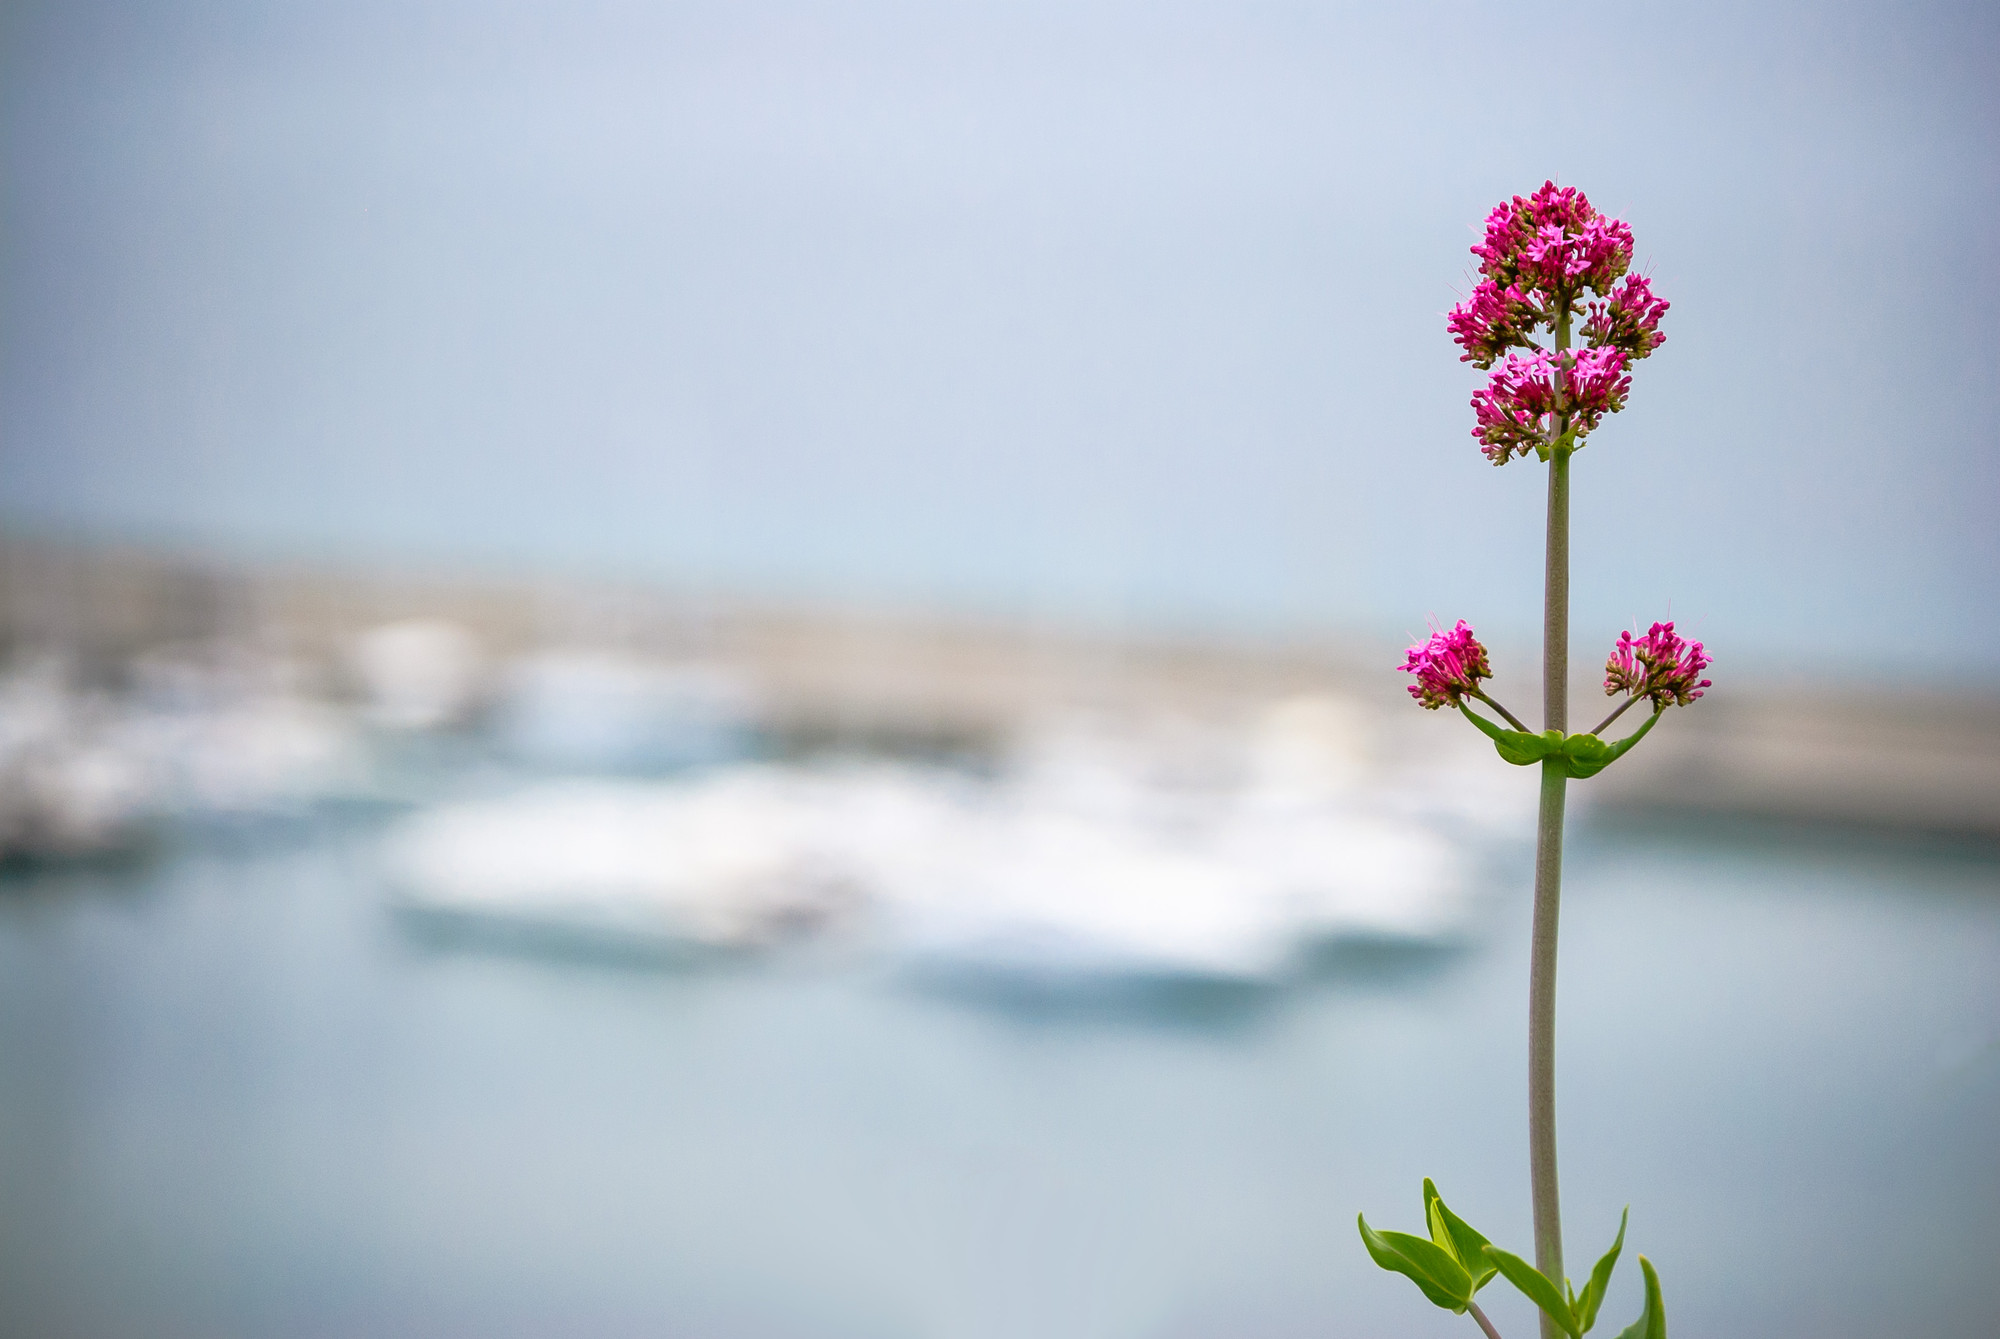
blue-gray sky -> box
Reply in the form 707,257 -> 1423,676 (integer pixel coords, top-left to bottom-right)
3,0 -> 1995,673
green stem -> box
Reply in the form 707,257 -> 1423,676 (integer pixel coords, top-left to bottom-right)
1589,692 -> 1642,738
1529,308 -> 1573,1339
1529,754 -> 1566,1331
1471,687 -> 1531,734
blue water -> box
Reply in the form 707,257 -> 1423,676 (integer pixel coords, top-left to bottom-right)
1,812 -> 1995,1339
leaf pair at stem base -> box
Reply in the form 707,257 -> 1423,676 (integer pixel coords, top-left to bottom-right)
1358,1180 -> 1665,1338
1457,703 -> 1661,778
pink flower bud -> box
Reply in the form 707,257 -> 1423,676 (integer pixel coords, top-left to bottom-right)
1447,280 -> 1541,368
1471,349 -> 1559,463
1582,274 -> 1670,361
1468,182 -> 1631,299
1564,346 -> 1632,423
1469,347 -> 1630,464
1401,620 -> 1494,710
1603,621 -> 1713,709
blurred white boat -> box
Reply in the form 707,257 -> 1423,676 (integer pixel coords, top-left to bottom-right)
384,697 -> 1520,980
350,619 -> 487,731
118,695 -> 367,819
0,650 -> 370,860
871,709 -> 1477,978
0,659 -> 156,860
383,774 -> 857,949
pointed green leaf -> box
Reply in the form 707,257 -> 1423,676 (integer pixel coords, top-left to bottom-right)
1423,1179 -> 1498,1292
1575,1208 -> 1627,1333
1494,731 -> 1560,766
1424,1185 -> 1450,1251
1357,1214 -> 1474,1312
1457,704 -> 1561,767
1610,1255 -> 1665,1339
1485,1245 -> 1580,1336
1559,733 -> 1614,777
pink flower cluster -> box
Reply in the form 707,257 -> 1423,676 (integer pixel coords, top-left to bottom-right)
1447,182 -> 1667,463
1604,621 -> 1713,709
1471,347 -> 1632,464
1400,620 -> 1493,711
1470,182 -> 1633,300
1581,274 -> 1670,361
1446,281 -> 1538,367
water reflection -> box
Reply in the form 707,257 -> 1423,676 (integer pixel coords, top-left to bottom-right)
0,800 -> 1994,1339
0,618 -> 1996,1339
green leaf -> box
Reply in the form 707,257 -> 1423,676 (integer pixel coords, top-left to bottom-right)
1485,1245 -> 1580,1336
1422,1182 -> 1449,1251
1357,1214 -> 1474,1312
1610,1255 -> 1666,1339
1574,1208 -> 1628,1333
1560,710 -> 1662,779
1558,733 -> 1613,778
1496,730 -> 1563,767
1456,697 -> 1678,777
1457,705 -> 1561,767
1423,1179 -> 1498,1293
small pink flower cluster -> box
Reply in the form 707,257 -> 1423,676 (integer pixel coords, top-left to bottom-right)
1581,274 -> 1670,361
1519,213 -> 1633,297
1469,182 -> 1633,303
1448,182 -> 1667,464
1604,621 -> 1713,709
1471,347 -> 1632,464
1446,281 -> 1537,367
1400,620 -> 1493,710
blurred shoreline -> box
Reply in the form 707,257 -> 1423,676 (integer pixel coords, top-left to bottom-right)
4,531 -> 1995,840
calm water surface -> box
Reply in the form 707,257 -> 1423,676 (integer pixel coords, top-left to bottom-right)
1,812 -> 1995,1339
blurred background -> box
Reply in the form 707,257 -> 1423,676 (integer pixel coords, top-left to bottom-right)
1,2 -> 1996,1336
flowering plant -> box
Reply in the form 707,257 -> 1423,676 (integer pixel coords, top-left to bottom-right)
1359,184 -> 1700,1339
